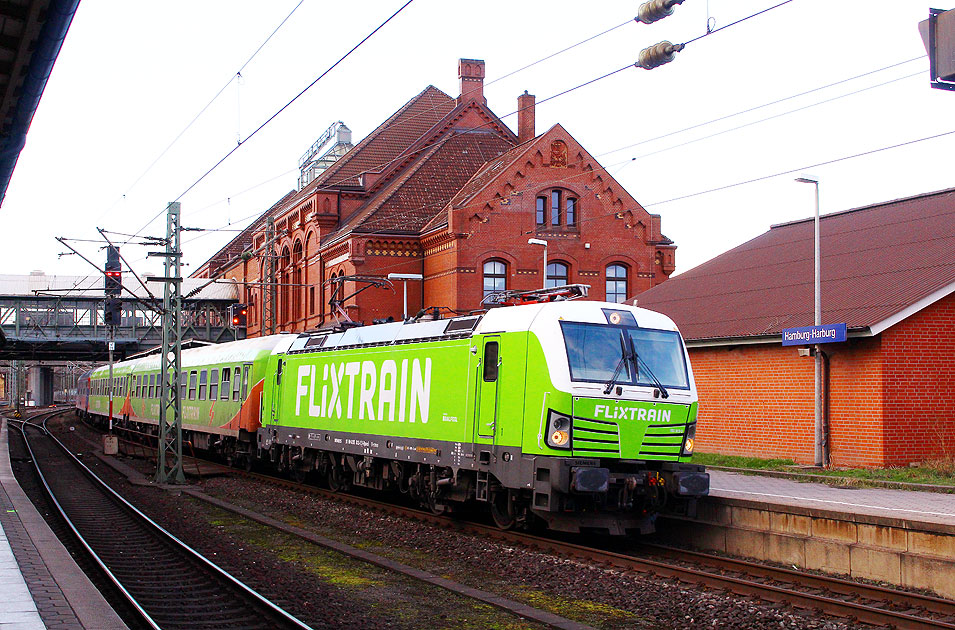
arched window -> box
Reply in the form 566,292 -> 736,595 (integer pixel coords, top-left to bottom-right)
545,261 -> 569,288
566,197 -> 577,225
536,197 -> 545,225
606,264 -> 628,303
483,260 -> 507,297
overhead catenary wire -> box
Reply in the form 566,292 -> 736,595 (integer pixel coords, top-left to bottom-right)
599,56 -> 927,158
96,0 -> 307,224
124,0 -> 416,248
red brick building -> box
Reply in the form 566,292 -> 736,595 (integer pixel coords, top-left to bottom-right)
636,188 -> 955,468
194,59 -> 676,333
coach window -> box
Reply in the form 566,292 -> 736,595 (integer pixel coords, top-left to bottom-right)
606,264 -> 628,303
135,376 -> 140,398
483,260 -> 506,298
198,370 -> 208,401
232,367 -> 241,401
545,261 -> 569,288
536,196 -> 546,225
221,369 -> 231,400
145,374 -> 152,398
180,372 -> 187,399
210,369 -> 219,400
242,365 -> 250,400
189,371 -> 198,400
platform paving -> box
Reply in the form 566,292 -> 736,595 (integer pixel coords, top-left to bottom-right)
710,470 -> 955,526
0,418 -> 127,630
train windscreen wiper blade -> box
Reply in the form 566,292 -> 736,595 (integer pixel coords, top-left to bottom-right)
603,332 -> 631,395
630,336 -> 669,399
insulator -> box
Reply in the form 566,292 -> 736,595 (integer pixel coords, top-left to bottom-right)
636,41 -> 684,70
637,0 -> 685,24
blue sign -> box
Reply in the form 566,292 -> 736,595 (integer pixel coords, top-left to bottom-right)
781,323 -> 847,346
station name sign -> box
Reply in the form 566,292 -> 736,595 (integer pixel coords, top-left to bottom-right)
781,323 -> 847,346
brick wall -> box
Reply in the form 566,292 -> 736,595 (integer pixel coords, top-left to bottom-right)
689,293 -> 954,467
881,292 -> 955,465
689,336 -> 886,467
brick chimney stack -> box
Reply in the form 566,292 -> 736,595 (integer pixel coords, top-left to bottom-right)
458,58 -> 485,105
517,90 -> 536,143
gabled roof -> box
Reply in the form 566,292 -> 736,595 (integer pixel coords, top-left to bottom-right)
635,187 -> 955,343
305,85 -> 456,190
345,131 -> 514,235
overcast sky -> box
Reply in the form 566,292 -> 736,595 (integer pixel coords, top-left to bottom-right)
2,0 -> 951,282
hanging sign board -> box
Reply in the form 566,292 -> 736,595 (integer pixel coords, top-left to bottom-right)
781,323 -> 847,346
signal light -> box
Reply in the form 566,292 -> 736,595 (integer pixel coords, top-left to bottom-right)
637,0 -> 685,25
636,41 -> 684,70
104,246 -> 122,296
229,303 -> 248,328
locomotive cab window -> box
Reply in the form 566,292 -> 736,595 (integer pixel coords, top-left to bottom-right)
560,321 -> 690,390
483,341 -> 499,382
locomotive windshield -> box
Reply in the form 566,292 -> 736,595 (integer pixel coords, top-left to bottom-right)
561,321 -> 690,390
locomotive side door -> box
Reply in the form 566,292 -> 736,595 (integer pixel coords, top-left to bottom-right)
474,336 -> 501,439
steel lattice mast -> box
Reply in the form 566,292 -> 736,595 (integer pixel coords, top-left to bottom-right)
154,202 -> 184,484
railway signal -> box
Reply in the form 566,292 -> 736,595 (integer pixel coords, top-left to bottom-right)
229,303 -> 248,328
104,245 -> 122,295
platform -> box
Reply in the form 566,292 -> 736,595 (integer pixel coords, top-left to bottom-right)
658,469 -> 955,599
710,470 -> 955,528
0,417 -> 127,629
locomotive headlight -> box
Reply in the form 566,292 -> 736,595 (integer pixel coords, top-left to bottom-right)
682,422 -> 697,456
550,430 -> 570,447
546,411 -> 572,449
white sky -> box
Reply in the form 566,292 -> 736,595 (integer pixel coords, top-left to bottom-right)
2,0 -> 951,280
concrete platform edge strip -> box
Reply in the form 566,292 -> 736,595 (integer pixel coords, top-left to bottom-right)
703,494 -> 955,535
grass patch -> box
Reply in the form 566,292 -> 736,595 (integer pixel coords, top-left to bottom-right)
695,452 -> 955,487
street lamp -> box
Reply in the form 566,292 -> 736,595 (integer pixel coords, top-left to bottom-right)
528,238 -> 548,289
795,175 -> 822,467
387,273 -> 423,320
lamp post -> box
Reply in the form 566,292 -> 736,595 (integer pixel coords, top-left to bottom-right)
795,176 -> 822,467
528,238 -> 548,289
387,273 -> 423,320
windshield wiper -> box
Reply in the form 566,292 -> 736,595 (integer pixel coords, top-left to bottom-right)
630,336 -> 669,399
603,332 -> 631,395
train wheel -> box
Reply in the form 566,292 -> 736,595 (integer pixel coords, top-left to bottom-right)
327,466 -> 347,492
490,489 -> 515,530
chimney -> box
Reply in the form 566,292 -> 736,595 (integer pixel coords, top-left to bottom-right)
458,58 -> 485,104
517,90 -> 536,143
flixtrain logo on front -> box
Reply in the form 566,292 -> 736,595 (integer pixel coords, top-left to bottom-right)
295,358 -> 432,423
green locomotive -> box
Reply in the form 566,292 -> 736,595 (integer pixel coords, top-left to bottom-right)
80,296 -> 708,535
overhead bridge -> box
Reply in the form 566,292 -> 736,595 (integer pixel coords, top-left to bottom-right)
0,272 -> 242,361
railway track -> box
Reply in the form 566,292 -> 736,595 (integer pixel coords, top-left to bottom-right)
62,415 -> 955,629
11,410 -> 313,630
226,462 -> 955,630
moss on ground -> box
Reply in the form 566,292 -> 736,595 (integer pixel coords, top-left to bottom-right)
506,585 -> 642,628
196,502 -> 548,629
